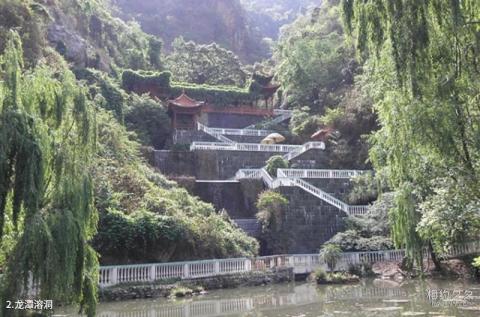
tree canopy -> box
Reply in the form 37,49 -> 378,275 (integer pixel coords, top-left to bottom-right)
342,0 -> 480,265
166,37 -> 248,87
0,31 -> 98,316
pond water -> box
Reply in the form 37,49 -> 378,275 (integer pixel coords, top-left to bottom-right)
57,278 -> 480,317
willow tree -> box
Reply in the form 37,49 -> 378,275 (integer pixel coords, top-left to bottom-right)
0,32 -> 98,316
341,0 -> 480,267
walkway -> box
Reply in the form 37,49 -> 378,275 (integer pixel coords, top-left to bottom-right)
193,119 -> 366,216
99,241 -> 480,288
235,168 -> 369,216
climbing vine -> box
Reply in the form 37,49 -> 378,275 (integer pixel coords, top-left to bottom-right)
121,69 -> 271,106
0,31 -> 98,316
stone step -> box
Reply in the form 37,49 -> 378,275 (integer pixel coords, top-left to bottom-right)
233,218 -> 261,237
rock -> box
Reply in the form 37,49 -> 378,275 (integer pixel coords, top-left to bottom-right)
47,24 -> 88,66
372,261 -> 408,280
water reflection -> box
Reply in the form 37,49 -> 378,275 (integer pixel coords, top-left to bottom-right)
58,279 -> 480,317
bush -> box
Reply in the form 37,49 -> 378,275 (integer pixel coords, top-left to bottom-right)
473,257 -> 480,269
92,110 -> 259,264
313,270 -> 360,284
313,268 -> 327,281
124,93 -> 171,149
256,191 -> 290,254
325,193 -> 395,252
319,244 -> 342,271
265,155 -> 289,176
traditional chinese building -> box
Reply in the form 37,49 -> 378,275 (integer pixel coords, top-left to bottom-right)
167,92 -> 204,129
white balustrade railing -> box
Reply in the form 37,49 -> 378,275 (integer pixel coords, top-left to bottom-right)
277,169 -> 369,179
283,142 -> 326,161
97,242 -> 480,288
197,122 -> 235,144
292,178 -> 369,216
235,169 -> 368,216
243,109 -> 293,129
191,141 -> 302,152
99,258 -> 250,288
198,122 -> 272,137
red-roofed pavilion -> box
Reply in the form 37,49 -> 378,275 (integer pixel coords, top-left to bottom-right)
168,92 -> 204,129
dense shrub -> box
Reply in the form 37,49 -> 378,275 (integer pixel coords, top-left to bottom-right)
325,193 -> 395,251
265,155 -> 289,176
319,244 -> 342,271
0,0 -> 45,65
124,94 -> 171,149
92,110 -> 258,264
256,191 -> 290,254
473,257 -> 480,269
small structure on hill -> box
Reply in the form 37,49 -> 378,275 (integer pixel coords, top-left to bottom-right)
168,92 -> 204,129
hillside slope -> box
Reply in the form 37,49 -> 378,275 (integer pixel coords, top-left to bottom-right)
112,0 -> 270,62
0,0 -> 258,266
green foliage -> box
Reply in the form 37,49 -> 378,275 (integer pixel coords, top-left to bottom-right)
314,268 -> 360,284
0,32 -> 97,317
166,37 -> 247,86
148,37 -> 163,70
265,156 -> 289,176
313,267 -> 327,281
319,244 -> 342,271
327,193 -> 394,251
275,2 -> 356,111
343,0 -> 480,266
275,1 -> 376,169
0,0 -> 45,65
122,69 -> 272,107
93,110 -> 259,263
289,107 -> 322,138
75,68 -> 125,121
348,172 -> 388,205
256,191 -> 290,254
124,94 -> 171,149
417,178 -> 480,254
473,257 -> 480,269
112,0 -> 269,62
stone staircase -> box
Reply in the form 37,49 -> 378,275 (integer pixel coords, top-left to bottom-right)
234,168 -> 369,216
187,117 -> 371,240
233,219 -> 261,237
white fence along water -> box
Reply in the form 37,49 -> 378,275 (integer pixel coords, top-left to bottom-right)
98,241 -> 480,288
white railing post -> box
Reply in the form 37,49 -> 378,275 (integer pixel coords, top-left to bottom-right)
215,260 -> 220,274
184,264 -> 190,279
110,267 -> 117,286
245,259 -> 251,272
149,265 -> 155,282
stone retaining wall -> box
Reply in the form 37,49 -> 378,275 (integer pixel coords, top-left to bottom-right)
99,268 -> 294,302
193,179 -> 264,218
273,186 -> 347,254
